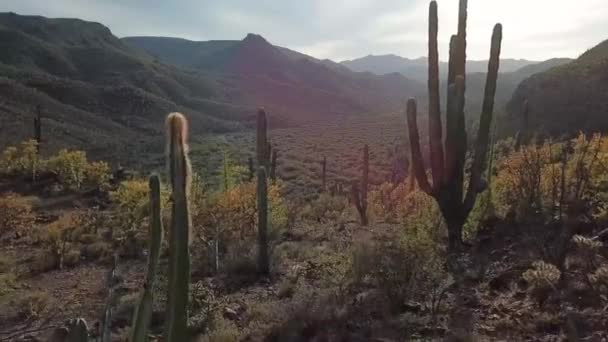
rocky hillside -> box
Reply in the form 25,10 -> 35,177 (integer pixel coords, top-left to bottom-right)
507,40 -> 608,136
124,35 -> 425,122
0,12 -> 254,162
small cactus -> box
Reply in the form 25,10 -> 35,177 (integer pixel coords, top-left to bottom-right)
129,175 -> 164,342
65,318 -> 89,342
164,112 -> 192,342
352,145 -> 369,225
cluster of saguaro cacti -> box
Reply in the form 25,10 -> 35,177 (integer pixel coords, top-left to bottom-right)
256,109 -> 270,275
406,0 -> 502,251
352,144 -> 369,225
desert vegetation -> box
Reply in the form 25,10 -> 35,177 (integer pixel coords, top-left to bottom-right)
1,0 -> 608,341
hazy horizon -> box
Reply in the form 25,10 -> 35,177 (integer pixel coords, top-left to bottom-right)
1,0 -> 605,62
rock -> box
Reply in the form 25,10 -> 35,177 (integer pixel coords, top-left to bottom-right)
46,328 -> 68,342
223,306 -> 240,321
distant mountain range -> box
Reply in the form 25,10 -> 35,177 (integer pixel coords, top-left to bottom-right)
123,34 -> 424,122
340,54 -> 578,133
340,54 -> 541,81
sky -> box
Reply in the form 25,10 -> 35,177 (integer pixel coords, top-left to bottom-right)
1,0 -> 606,62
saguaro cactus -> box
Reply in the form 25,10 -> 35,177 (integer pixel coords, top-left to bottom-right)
257,109 -> 268,169
66,318 -> 89,342
406,0 -> 502,251
34,105 -> 42,154
352,145 -> 369,225
257,166 -> 269,275
129,175 -> 163,342
164,112 -> 192,342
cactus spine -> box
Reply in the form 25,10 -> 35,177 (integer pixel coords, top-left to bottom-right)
256,109 -> 270,275
129,175 -> 163,342
164,112 -> 191,342
352,145 -> 369,225
406,0 -> 502,251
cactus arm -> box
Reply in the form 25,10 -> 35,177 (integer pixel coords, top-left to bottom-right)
464,24 -> 502,214
456,0 -> 468,78
257,166 -> 269,275
129,175 -> 164,342
406,98 -> 433,194
428,0 -> 445,189
164,112 -> 191,342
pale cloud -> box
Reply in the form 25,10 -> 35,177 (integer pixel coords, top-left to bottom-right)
1,0 -> 606,61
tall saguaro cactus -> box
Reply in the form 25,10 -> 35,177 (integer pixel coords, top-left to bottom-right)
129,175 -> 163,342
257,109 -> 268,169
352,145 -> 369,225
164,112 -> 192,342
34,105 -> 42,154
406,0 -> 502,251
256,109 -> 270,275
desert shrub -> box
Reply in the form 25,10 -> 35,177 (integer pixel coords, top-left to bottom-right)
0,193 -> 35,237
395,189 -> 445,243
0,140 -> 41,179
368,181 -> 407,223
189,281 -> 219,334
84,161 -> 112,190
47,149 -> 89,190
110,179 -> 169,257
299,193 -> 351,223
197,180 -> 287,258
571,235 -> 604,272
522,260 -> 561,305
589,265 -> 608,297
81,241 -> 111,261
199,317 -> 240,342
0,272 -> 17,297
493,133 -> 608,222
349,221 -> 449,313
11,290 -> 50,319
41,213 -> 84,270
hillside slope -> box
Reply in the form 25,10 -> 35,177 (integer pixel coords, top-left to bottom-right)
124,35 -> 425,121
0,12 -> 252,161
507,40 -> 608,136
